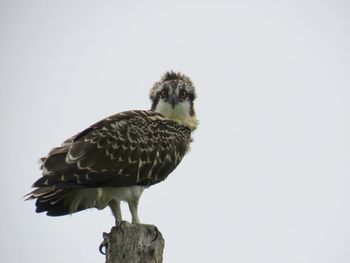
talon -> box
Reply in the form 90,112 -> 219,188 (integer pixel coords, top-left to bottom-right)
99,242 -> 107,255
99,232 -> 108,255
151,226 -> 159,242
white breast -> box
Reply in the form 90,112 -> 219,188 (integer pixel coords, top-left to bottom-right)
99,185 -> 146,205
67,186 -> 146,212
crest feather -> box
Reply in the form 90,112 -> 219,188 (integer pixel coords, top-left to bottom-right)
161,71 -> 193,84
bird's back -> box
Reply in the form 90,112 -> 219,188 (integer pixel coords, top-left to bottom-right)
28,110 -> 192,216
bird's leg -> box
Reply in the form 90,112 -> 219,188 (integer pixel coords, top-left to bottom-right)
109,200 -> 122,226
127,197 -> 159,240
128,198 -> 140,224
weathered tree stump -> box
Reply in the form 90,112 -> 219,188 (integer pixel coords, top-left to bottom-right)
100,221 -> 165,263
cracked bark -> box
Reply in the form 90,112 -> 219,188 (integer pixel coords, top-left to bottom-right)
101,221 -> 165,263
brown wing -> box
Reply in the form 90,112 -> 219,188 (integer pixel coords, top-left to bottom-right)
32,110 -> 191,189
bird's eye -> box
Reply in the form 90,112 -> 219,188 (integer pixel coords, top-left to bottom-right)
160,90 -> 168,98
180,90 -> 187,99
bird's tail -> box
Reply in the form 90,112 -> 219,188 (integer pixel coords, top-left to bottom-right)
25,185 -> 104,216
25,186 -> 82,216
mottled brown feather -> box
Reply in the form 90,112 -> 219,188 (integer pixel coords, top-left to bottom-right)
33,110 -> 191,192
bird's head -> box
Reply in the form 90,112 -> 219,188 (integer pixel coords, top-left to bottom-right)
150,71 -> 198,130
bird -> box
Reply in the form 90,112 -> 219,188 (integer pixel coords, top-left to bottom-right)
26,71 -> 198,225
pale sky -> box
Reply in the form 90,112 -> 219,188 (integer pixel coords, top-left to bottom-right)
1,1 -> 350,262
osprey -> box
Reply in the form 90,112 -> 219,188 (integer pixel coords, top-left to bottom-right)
27,71 -> 198,224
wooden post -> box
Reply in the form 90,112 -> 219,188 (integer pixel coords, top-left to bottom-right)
100,221 -> 165,263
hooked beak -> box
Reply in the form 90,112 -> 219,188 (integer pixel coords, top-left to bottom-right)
170,94 -> 178,108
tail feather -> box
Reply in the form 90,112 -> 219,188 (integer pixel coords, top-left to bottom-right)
26,186 -> 75,216
26,186 -> 100,217
35,198 -> 70,216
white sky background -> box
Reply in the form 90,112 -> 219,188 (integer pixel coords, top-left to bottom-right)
1,0 -> 350,262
